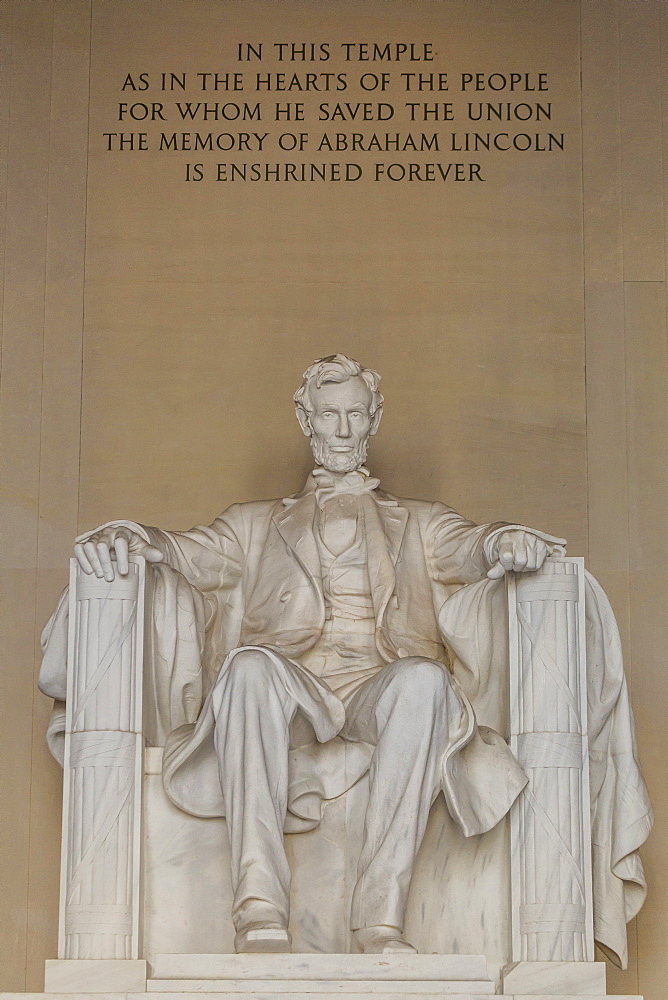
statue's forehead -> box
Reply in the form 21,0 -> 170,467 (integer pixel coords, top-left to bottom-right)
311,376 -> 372,408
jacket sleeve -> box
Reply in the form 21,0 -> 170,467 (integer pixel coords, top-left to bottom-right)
425,502 -> 510,585
76,505 -> 246,594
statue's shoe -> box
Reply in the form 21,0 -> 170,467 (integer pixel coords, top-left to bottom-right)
353,925 -> 418,954
234,921 -> 292,954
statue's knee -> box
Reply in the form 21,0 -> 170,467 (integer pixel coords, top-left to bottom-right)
226,648 -> 274,690
389,656 -> 451,699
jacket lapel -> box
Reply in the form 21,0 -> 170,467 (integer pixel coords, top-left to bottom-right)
273,484 -> 408,652
378,495 -> 409,566
361,494 -> 408,627
272,493 -> 322,588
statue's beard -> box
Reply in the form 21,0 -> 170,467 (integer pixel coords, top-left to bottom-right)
310,436 -> 370,473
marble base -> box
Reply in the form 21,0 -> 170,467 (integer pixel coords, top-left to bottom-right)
149,953 -> 494,995
0,980 -> 643,1000
150,985 -> 494,996
502,963 -> 606,995
43,960 -> 147,992
31,954 -> 638,999
152,952 -> 491,981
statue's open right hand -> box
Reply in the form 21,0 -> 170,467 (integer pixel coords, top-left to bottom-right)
74,526 -> 164,582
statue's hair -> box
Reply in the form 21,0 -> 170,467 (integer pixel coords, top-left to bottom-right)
294,354 -> 383,416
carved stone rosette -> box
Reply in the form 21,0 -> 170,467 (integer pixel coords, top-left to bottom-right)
507,557 -> 594,962
58,558 -> 145,960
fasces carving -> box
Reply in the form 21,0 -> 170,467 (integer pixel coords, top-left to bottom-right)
59,560 -> 145,960
508,558 -> 594,962
40,355 -> 651,978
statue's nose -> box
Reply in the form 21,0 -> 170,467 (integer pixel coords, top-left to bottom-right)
336,414 -> 351,438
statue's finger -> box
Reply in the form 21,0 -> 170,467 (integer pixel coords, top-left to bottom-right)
144,545 -> 164,563
512,550 -> 529,571
115,536 -> 130,575
74,542 -> 93,574
523,536 -> 538,567
97,542 -> 115,582
84,540 -> 104,579
486,560 -> 506,580
498,540 -> 516,568
530,539 -> 548,570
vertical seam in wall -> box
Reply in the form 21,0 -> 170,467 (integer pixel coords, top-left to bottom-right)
616,7 -> 633,699
662,0 -> 668,374
664,3 -> 668,575
617,1 -> 640,991
578,2 -> 589,569
77,0 -> 93,535
26,0 -> 55,987
643,4 -> 668,999
622,282 -> 638,997
0,0 -> 14,391
0,0 -> 18,986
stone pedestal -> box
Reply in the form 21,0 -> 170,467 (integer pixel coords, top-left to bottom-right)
7,954 -> 642,1000
149,952 -> 494,995
502,960 -> 606,995
44,960 -> 147,993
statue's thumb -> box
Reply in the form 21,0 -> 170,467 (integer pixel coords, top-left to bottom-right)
144,545 -> 164,563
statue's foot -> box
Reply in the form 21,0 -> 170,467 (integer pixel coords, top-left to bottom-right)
234,921 -> 292,954
353,925 -> 418,955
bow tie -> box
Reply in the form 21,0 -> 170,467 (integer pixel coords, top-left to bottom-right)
311,467 -> 381,508
282,468 -> 398,509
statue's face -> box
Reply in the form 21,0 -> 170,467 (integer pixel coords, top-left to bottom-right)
305,376 -> 377,473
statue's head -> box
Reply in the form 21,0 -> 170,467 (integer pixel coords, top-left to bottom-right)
294,354 -> 384,473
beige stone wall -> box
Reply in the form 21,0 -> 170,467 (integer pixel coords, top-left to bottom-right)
0,1 -> 664,994
581,5 -> 667,996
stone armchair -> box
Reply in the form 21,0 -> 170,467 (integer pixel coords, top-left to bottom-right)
41,555 -> 649,998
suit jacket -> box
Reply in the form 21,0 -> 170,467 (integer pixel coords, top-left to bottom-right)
137,479 -> 510,684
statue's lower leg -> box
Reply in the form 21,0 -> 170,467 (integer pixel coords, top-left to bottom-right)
349,659 -> 453,954
213,649 -> 296,952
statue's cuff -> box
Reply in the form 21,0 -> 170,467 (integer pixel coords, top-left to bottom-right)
482,524 -> 567,566
75,519 -> 152,545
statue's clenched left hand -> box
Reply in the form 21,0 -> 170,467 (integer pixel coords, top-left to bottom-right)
74,526 -> 164,582
486,528 -> 567,580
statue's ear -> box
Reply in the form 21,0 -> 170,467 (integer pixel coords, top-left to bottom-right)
370,405 -> 383,436
295,405 -> 312,437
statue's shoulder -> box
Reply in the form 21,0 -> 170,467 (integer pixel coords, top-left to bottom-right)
215,497 -> 283,524
381,492 -> 444,517
382,495 -> 461,537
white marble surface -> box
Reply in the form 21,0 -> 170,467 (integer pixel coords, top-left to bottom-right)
44,959 -> 146,992
502,961 -> 606,995
150,953 -> 490,981
2,993 -> 643,1000
143,754 -> 510,967
508,560 -> 594,963
58,560 -> 145,961
146,982 -> 494,995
